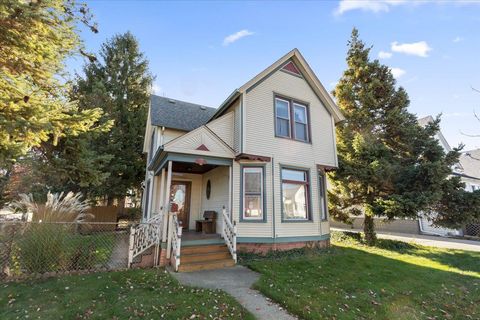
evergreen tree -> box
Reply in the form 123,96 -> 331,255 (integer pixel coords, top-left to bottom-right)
73,32 -> 153,205
329,29 -> 466,244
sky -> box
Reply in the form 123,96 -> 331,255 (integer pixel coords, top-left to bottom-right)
68,0 -> 480,150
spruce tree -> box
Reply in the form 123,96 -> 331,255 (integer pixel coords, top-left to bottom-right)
330,29 -> 464,244
73,32 -> 153,205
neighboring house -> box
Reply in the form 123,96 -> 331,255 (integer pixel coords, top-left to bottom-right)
136,49 -> 345,271
332,116 -> 480,237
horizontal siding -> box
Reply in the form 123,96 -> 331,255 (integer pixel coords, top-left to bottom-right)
200,166 -> 230,233
243,69 -> 335,238
206,112 -> 234,149
234,160 -> 273,238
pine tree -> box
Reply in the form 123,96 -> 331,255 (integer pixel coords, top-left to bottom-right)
73,32 -> 153,205
330,29 -> 464,244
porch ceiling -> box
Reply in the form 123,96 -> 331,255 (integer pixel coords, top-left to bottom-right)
172,161 -> 218,174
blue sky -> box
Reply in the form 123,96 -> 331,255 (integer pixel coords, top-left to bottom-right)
69,0 -> 480,150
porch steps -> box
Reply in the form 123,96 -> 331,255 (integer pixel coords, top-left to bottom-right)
178,244 -> 235,272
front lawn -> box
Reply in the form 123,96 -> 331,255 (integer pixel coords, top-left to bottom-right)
243,231 -> 480,320
0,269 -> 254,319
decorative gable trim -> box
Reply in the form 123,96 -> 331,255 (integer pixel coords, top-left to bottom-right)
280,61 -> 302,77
196,144 -> 210,151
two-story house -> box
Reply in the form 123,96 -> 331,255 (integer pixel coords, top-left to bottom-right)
136,49 -> 344,272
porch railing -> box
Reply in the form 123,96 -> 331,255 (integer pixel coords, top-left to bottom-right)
222,207 -> 237,263
170,213 -> 183,271
128,213 -> 163,267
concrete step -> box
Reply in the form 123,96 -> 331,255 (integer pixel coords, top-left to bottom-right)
181,251 -> 231,263
181,244 -> 229,255
178,258 -> 235,272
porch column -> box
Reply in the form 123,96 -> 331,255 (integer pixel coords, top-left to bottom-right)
165,161 -> 173,257
158,167 -> 165,221
228,165 -> 232,219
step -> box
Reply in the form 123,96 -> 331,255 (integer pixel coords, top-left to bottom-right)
181,244 -> 229,255
178,258 -> 235,272
181,251 -> 231,263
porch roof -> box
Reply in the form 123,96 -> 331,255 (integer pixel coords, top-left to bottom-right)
149,150 -> 232,175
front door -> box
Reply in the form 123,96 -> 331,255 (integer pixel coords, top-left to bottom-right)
170,181 -> 191,229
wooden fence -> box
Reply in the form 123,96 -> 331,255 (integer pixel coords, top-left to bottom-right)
33,206 -> 119,231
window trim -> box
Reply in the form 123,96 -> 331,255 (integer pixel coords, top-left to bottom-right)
274,97 -> 291,138
274,95 -> 311,143
143,179 -> 151,220
240,164 -> 267,222
318,172 -> 328,221
280,165 -> 312,222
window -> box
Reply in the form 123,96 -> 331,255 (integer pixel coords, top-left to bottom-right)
318,173 -> 328,220
274,97 -> 310,142
149,130 -> 155,161
282,168 -> 310,220
242,167 -> 264,220
275,98 -> 290,138
143,180 -> 151,220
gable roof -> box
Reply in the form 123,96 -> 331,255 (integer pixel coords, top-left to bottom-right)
417,115 -> 452,152
150,95 -> 216,131
212,48 -> 345,123
459,149 -> 480,180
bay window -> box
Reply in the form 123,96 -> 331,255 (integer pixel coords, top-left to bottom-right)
242,167 -> 264,220
281,168 -> 310,220
275,96 -> 310,142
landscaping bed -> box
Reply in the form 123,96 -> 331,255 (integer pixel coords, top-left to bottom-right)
0,268 -> 254,319
241,231 -> 480,320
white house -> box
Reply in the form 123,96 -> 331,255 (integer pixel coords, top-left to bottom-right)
133,49 -> 345,271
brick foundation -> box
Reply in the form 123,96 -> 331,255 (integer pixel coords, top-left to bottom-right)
131,246 -> 169,268
237,239 -> 330,255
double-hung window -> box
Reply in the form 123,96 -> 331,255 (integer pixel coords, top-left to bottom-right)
281,168 -> 310,220
275,97 -> 310,142
242,167 -> 264,220
318,173 -> 328,220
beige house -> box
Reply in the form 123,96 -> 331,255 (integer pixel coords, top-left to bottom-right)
135,49 -> 344,271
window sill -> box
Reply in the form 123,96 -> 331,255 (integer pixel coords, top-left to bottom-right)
274,135 -> 312,145
281,219 -> 314,223
240,218 -> 268,223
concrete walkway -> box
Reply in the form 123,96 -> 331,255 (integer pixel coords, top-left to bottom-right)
170,265 -> 297,320
332,227 -> 480,252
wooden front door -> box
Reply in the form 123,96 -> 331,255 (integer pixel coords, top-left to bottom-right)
170,181 -> 191,229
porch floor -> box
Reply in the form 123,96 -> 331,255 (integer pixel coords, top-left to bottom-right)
182,230 -> 224,246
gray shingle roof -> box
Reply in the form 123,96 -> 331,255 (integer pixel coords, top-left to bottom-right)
150,95 -> 217,131
459,149 -> 480,180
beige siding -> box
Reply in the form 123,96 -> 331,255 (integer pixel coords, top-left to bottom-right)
223,99 -> 241,153
162,128 -> 185,145
242,69 -> 336,238
164,126 -> 234,158
200,166 -> 230,232
206,112 -> 234,149
233,160 -> 274,238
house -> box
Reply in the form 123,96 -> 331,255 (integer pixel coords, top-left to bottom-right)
331,115 -> 480,237
133,49 -> 345,271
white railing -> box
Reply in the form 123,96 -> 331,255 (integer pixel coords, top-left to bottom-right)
170,213 -> 183,271
222,207 -> 237,263
128,213 -> 163,267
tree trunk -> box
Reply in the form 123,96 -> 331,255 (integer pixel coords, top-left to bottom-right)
106,196 -> 114,206
363,214 -> 377,245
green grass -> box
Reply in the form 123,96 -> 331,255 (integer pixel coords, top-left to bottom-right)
0,269 -> 254,320
242,231 -> 480,320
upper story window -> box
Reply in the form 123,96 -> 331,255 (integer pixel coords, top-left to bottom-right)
274,97 -> 310,142
149,130 -> 155,161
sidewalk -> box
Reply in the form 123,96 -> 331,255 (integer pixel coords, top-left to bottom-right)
332,227 -> 480,252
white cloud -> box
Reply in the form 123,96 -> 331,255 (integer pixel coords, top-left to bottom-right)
453,36 -> 464,43
391,41 -> 432,57
151,83 -> 162,95
378,51 -> 393,59
223,29 -> 254,46
390,67 -> 406,78
335,0 -> 407,15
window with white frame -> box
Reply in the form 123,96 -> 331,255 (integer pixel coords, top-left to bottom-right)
282,168 -> 310,220
242,167 -> 264,220
275,97 -> 310,142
